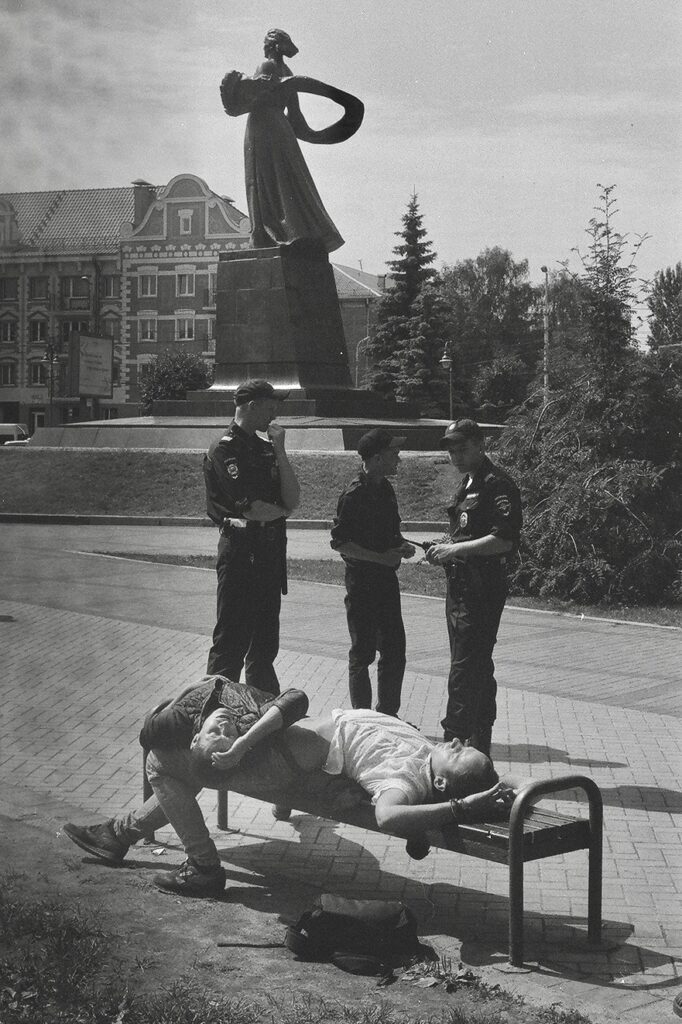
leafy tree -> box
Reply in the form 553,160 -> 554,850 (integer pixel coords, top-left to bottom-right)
367,195 -> 454,411
472,355 -> 529,422
647,262 -> 682,352
139,350 -> 213,413
493,186 -> 681,606
566,183 -> 649,369
437,247 -> 539,398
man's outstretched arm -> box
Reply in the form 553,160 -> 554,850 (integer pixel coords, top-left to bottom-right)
374,783 -> 515,837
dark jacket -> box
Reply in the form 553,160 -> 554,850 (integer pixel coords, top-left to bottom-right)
139,676 -> 308,750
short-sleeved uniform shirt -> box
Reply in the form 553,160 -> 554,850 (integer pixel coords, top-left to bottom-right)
323,709 -> 435,805
204,421 -> 283,525
330,472 -> 403,568
447,456 -> 522,551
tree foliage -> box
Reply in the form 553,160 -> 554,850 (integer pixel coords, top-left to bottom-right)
367,195 -> 454,411
438,247 -> 539,396
647,262 -> 682,352
494,186 -> 681,606
139,350 -> 213,413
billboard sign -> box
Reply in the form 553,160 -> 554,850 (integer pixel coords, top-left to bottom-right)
68,334 -> 113,398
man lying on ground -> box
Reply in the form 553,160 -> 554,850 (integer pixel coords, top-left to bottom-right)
63,675 -> 514,898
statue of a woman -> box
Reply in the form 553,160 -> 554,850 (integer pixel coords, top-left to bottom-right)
220,29 -> 364,254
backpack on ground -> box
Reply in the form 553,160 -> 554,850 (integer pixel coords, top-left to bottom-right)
285,895 -> 421,974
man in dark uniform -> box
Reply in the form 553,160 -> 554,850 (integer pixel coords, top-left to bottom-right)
203,379 -> 300,693
426,419 -> 522,758
330,428 -> 416,716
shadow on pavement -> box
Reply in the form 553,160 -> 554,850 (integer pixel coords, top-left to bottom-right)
209,813 -> 675,988
499,743 -> 627,769
551,784 -> 682,813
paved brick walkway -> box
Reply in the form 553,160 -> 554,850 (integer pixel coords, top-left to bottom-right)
1,526 -> 681,1023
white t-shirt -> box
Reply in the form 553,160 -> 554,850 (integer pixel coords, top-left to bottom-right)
323,709 -> 434,805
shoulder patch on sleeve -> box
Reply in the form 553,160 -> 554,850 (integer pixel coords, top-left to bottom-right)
494,494 -> 512,517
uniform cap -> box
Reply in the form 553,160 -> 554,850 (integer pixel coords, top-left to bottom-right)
357,427 -> 406,460
439,419 -> 483,448
234,379 -> 288,405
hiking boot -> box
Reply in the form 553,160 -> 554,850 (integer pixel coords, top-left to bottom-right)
154,859 -> 226,898
62,820 -> 128,865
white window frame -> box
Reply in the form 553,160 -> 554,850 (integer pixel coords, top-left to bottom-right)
178,209 -> 193,235
0,320 -> 17,343
139,274 -> 157,298
0,362 -> 17,385
29,361 -> 47,386
177,273 -> 195,297
30,319 -> 49,343
101,275 -> 119,299
140,318 -> 156,342
61,276 -> 89,299
177,317 -> 194,341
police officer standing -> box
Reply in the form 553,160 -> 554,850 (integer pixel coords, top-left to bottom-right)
426,419 -> 522,758
203,380 -> 300,694
330,428 -> 416,716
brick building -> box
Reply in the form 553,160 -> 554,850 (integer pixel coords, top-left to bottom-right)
0,174 -> 389,430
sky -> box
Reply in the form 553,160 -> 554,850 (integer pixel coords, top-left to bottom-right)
1,0 -> 680,287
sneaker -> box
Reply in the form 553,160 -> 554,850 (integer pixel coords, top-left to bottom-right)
154,859 -> 226,898
62,820 -> 128,865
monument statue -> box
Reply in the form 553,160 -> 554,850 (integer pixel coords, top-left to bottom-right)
220,28 -> 364,254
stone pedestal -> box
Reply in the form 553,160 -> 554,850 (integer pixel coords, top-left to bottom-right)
213,245 -> 351,390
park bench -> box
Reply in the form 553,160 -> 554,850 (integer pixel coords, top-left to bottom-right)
142,728 -> 603,967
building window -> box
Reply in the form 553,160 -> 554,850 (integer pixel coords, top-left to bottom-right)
102,318 -> 120,341
139,274 -> 157,298
179,209 -> 193,235
208,317 -> 215,339
60,319 -> 89,344
1,320 -> 17,343
177,273 -> 195,297
61,276 -> 89,299
0,278 -> 19,301
140,318 -> 156,341
0,362 -> 16,385
112,360 -> 121,386
138,361 -> 153,381
177,317 -> 194,340
29,362 -> 47,386
30,320 -> 49,343
101,275 -> 119,299
29,277 -> 49,300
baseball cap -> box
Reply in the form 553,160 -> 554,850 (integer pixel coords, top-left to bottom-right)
357,427 -> 406,460
439,418 -> 483,448
234,379 -> 288,405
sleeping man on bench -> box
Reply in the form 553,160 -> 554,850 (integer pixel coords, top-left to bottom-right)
63,675 -> 515,898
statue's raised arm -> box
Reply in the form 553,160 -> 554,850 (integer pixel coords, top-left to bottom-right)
220,29 -> 364,253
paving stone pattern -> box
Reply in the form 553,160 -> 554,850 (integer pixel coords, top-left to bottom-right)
1,557 -> 681,1023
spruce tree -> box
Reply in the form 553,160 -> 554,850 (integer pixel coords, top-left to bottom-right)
366,194 -> 452,410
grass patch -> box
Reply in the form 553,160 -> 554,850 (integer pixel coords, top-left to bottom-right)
0,448 -> 453,521
105,552 -> 682,627
0,875 -> 595,1024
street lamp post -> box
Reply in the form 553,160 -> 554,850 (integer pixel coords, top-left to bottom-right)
540,265 -> 550,407
439,348 -> 453,420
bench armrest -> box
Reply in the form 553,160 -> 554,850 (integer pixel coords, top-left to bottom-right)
509,774 -> 603,846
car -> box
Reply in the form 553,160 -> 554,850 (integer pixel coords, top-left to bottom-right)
0,423 -> 30,446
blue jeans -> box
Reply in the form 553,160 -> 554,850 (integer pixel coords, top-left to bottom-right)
113,748 -> 222,869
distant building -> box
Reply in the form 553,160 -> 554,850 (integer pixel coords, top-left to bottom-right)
0,175 -> 389,429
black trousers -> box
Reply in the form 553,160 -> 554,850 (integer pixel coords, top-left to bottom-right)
441,563 -> 508,741
206,525 -> 285,695
344,564 -> 406,716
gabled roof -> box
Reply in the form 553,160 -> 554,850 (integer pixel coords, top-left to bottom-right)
0,187 -> 136,254
332,263 -> 392,299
